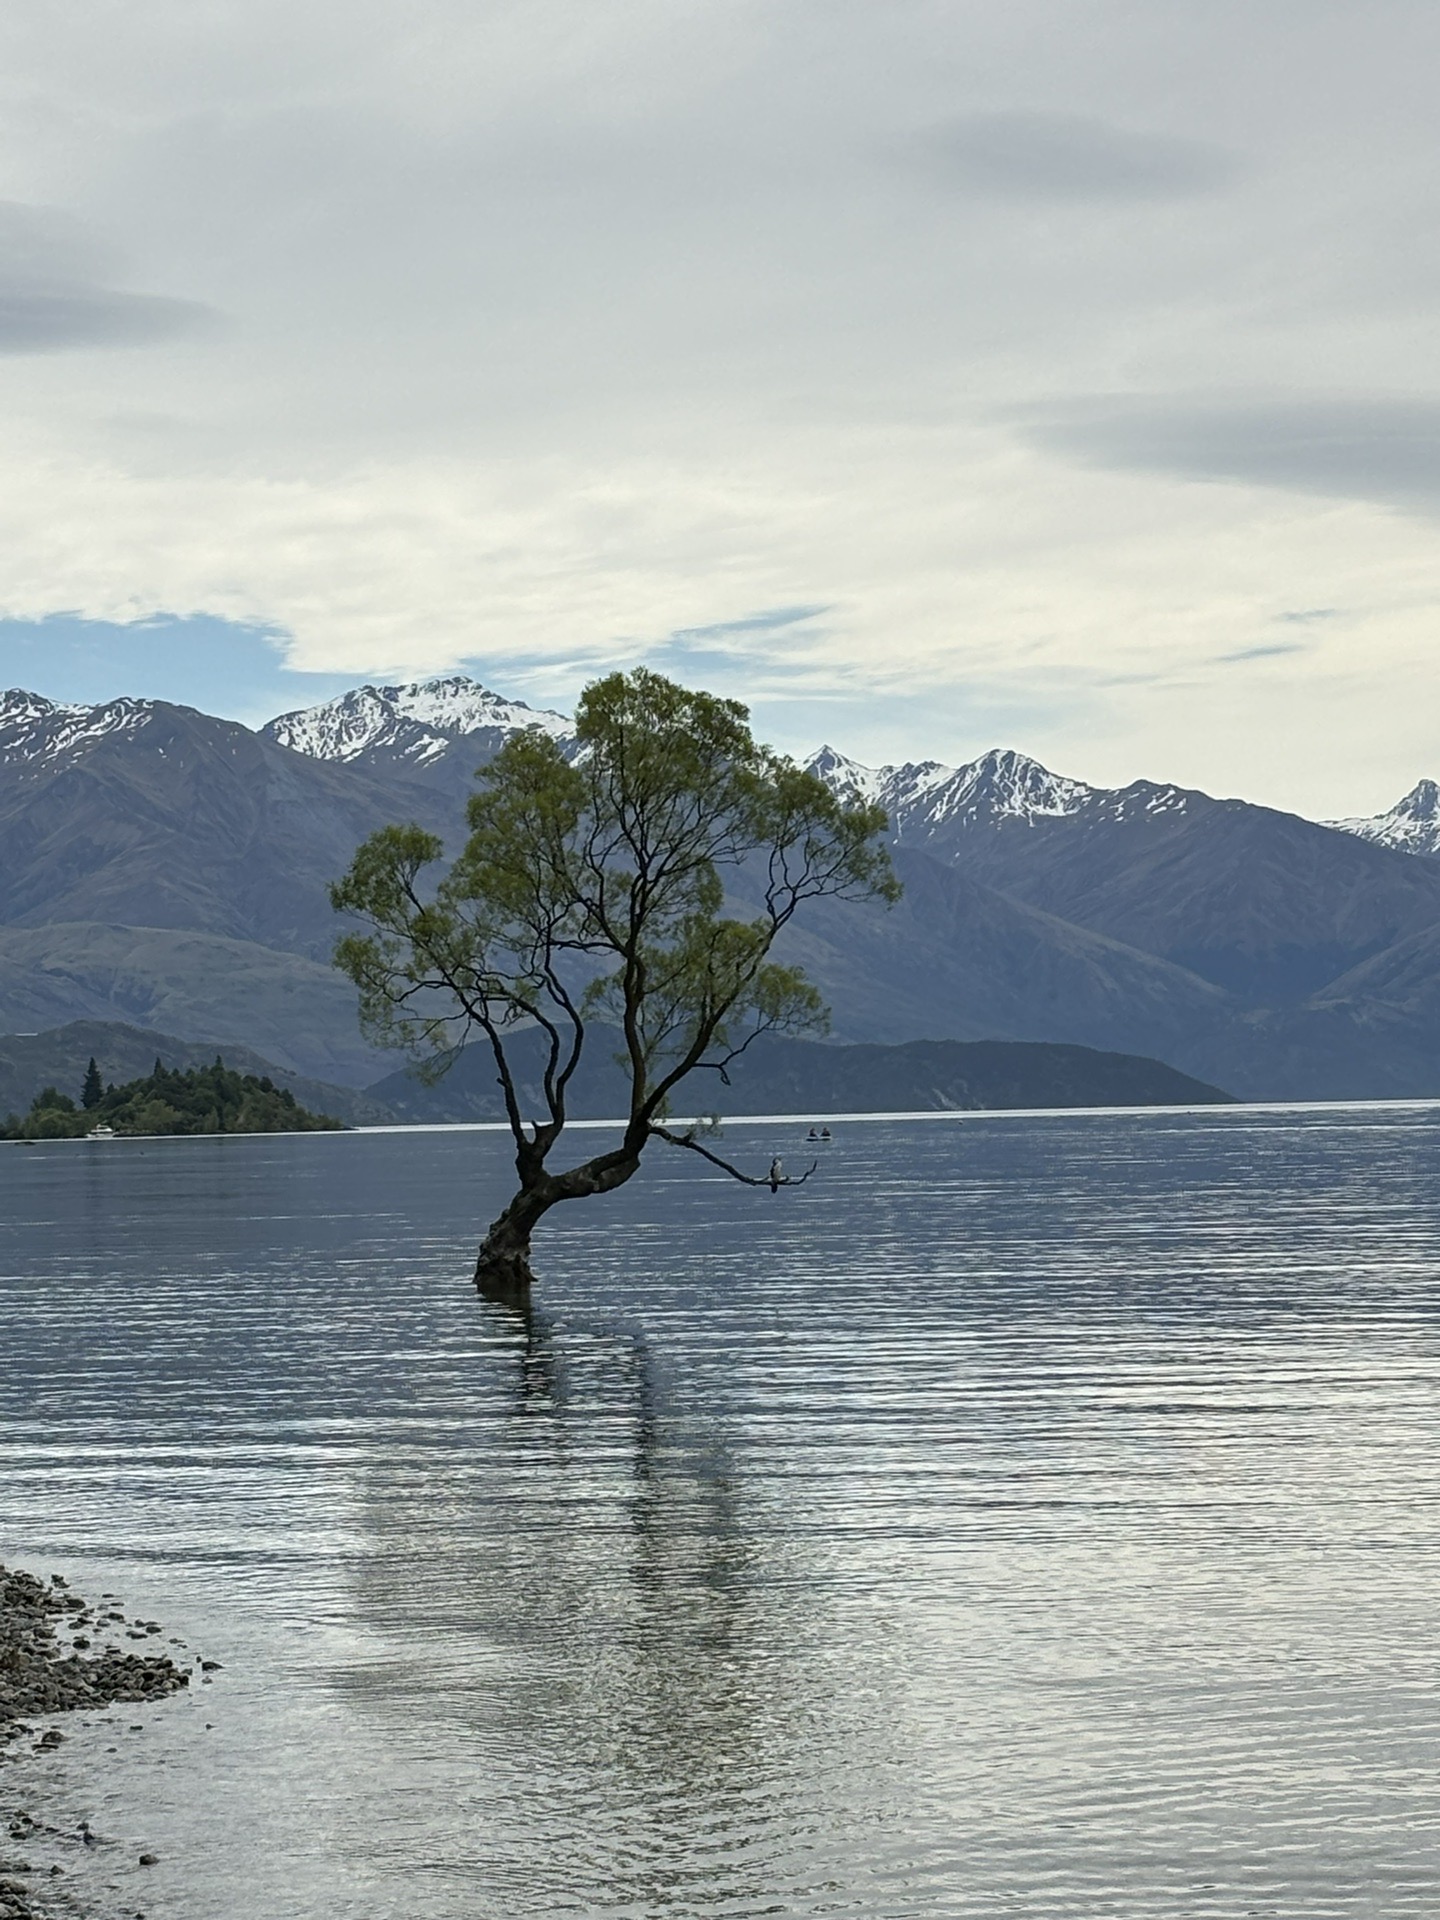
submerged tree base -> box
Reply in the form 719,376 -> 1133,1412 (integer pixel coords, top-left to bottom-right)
473,1232 -> 536,1310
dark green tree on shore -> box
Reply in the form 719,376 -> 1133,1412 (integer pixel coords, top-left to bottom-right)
81,1057 -> 103,1109
331,669 -> 899,1305
2,1060 -> 341,1140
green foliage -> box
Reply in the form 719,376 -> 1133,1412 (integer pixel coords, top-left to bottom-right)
0,1058 -> 343,1141
81,1057 -> 104,1109
331,668 -> 899,1155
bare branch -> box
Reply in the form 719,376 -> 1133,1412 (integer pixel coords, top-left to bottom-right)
651,1124 -> 819,1189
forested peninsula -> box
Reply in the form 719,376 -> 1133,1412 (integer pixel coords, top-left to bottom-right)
0,1057 -> 343,1140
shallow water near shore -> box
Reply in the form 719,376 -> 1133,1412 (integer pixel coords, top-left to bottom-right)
5,1105 -> 1440,1917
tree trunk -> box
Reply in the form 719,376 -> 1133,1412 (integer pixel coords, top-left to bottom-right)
473,1144 -> 645,1307
473,1187 -> 552,1308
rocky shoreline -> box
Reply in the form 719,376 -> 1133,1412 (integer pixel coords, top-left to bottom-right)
1,1564 -> 200,1920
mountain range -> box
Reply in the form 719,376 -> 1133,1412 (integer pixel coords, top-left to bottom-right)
1,676 -> 1438,1101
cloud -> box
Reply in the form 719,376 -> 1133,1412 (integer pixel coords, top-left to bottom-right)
1215,642 -> 1307,663
0,202 -> 213,354
0,289 -> 215,353
1020,396 -> 1440,514
668,605 -> 829,644
2,1 -> 1440,817
909,111 -> 1238,201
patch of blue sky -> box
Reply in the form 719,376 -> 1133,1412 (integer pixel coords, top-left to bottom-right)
0,603 -> 1098,772
0,613 -> 359,724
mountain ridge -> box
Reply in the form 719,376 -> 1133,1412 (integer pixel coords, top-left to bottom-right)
3,674 -> 1440,1099
0,1018 -> 1233,1130
13,674 -> 1435,855
262,675 -> 571,768
1326,779 -> 1440,859
366,1026 -> 1234,1121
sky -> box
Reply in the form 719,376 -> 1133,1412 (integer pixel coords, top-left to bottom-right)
1,1 -> 1438,815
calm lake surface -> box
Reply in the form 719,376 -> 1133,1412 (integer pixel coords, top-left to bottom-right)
5,1106 -> 1440,1918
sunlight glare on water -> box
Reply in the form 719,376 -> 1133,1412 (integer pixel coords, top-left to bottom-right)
4,1106 -> 1440,1917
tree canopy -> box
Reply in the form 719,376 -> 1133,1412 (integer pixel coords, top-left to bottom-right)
1,1059 -> 342,1140
331,668 -> 899,1302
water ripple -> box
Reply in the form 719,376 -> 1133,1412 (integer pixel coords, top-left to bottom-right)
3,1107 -> 1440,1915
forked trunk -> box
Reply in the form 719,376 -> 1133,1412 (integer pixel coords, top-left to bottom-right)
473,1145 -> 644,1308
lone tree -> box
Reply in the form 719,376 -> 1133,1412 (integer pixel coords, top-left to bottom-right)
331,669 -> 899,1304
80,1057 -> 103,1110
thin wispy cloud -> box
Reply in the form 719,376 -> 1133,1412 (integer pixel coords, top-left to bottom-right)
1216,642 -> 1308,664
908,111 -> 1238,202
669,606 -> 830,645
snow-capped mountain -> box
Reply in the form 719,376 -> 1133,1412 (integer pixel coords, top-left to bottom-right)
9,672 -> 1440,1100
263,676 -> 572,766
810,744 -> 1097,833
807,743 -> 1190,840
1326,781 -> 1440,859
804,745 -> 890,807
0,688 -> 156,767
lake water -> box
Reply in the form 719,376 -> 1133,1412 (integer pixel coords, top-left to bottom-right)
4,1105 -> 1440,1918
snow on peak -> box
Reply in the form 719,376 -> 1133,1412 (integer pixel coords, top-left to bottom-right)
0,688 -> 156,766
927,748 -> 1096,827
0,688 -> 75,727
263,676 -> 573,765
805,746 -> 890,806
808,742 -> 1095,835
1326,780 -> 1440,858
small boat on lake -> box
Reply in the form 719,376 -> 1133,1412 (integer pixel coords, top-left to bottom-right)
87,1124 -> 116,1141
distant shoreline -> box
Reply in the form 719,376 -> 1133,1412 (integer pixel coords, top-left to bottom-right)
8,1098 -> 1440,1152
7,1093 -> 1440,1147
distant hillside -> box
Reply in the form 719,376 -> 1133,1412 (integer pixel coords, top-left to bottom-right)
0,692 -> 419,957
0,926 -> 386,1085
0,1021 -> 391,1127
0,1020 -> 1229,1129
367,1028 -> 1233,1122
807,747 -> 1440,1004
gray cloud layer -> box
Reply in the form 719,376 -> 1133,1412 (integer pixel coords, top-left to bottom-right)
1022,397 -> 1440,513
0,201 -> 212,354
911,111 -> 1237,201
1,0 -> 1440,813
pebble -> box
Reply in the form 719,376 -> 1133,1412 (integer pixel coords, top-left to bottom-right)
0,1566 -> 193,1737
0,1564 -> 206,1920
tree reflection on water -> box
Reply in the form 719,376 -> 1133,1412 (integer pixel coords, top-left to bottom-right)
337,1299 -> 901,1915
